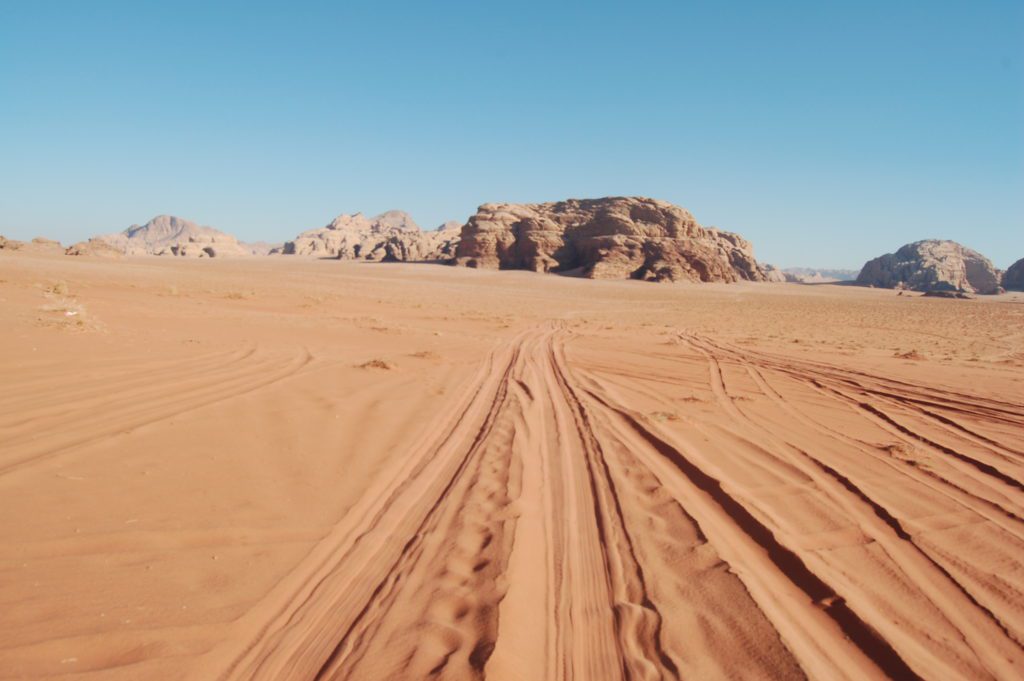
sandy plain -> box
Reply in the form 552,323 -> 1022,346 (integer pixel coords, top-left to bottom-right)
1,250 -> 1023,680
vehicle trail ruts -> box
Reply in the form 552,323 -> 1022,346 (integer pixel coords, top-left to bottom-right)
677,336 -> 1024,678
197,328 -> 535,680
736,360 -> 1024,544
188,323 -> 1024,681
558,359 -> 914,679
0,346 -> 314,476
315,333 -> 531,680
0,345 -> 269,434
545,327 -> 680,680
683,335 -> 1024,515
0,344 -> 256,412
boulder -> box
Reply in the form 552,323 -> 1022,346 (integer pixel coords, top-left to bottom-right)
453,196 -> 777,283
856,240 -> 1001,294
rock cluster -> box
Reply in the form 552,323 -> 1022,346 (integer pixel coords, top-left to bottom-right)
1003,258 -> 1024,292
856,240 -> 1002,294
65,238 -> 124,258
453,197 -> 777,283
98,215 -> 252,257
282,211 -> 460,262
0,236 -> 64,253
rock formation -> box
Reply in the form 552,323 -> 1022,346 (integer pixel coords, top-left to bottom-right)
856,240 -> 1002,294
761,264 -> 787,282
282,211 -> 460,262
65,238 -> 124,258
782,268 -> 859,283
98,215 -> 251,257
0,236 -> 64,253
1003,258 -> 1024,291
453,197 -> 777,283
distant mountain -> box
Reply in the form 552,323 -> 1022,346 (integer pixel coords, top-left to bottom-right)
281,210 -> 461,262
781,267 -> 858,283
98,215 -> 251,257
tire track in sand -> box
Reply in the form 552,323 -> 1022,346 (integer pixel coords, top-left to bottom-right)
191,323 -> 1024,681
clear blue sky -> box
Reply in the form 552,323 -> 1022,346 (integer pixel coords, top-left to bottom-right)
1,1 -> 1021,268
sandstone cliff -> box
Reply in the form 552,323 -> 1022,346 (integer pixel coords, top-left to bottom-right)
453,197 -> 777,283
856,240 -> 1001,294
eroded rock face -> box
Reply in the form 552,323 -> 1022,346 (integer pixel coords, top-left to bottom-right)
1003,258 -> 1024,291
856,240 -> 1002,294
453,197 -> 777,283
282,211 -> 460,262
98,215 -> 251,257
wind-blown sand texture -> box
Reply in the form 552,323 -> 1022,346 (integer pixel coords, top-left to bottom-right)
2,249 -> 1023,680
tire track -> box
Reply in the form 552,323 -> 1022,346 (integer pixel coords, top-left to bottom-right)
680,337 -> 1024,678
0,346 -> 315,476
186,323 -> 1024,681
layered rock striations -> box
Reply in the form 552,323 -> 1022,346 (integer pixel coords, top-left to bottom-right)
453,197 -> 778,283
282,211 -> 460,262
856,240 -> 1002,294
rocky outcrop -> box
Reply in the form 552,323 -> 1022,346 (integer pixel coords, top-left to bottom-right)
1003,258 -> 1024,291
65,238 -> 123,258
453,197 -> 777,283
0,236 -> 64,253
856,240 -> 1002,294
98,215 -> 251,257
282,211 -> 460,262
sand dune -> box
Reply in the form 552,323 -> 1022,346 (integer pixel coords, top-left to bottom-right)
1,250 -> 1023,679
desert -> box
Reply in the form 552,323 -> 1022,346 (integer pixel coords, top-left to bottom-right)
2,242 -> 1023,680
3,3 -> 1022,679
